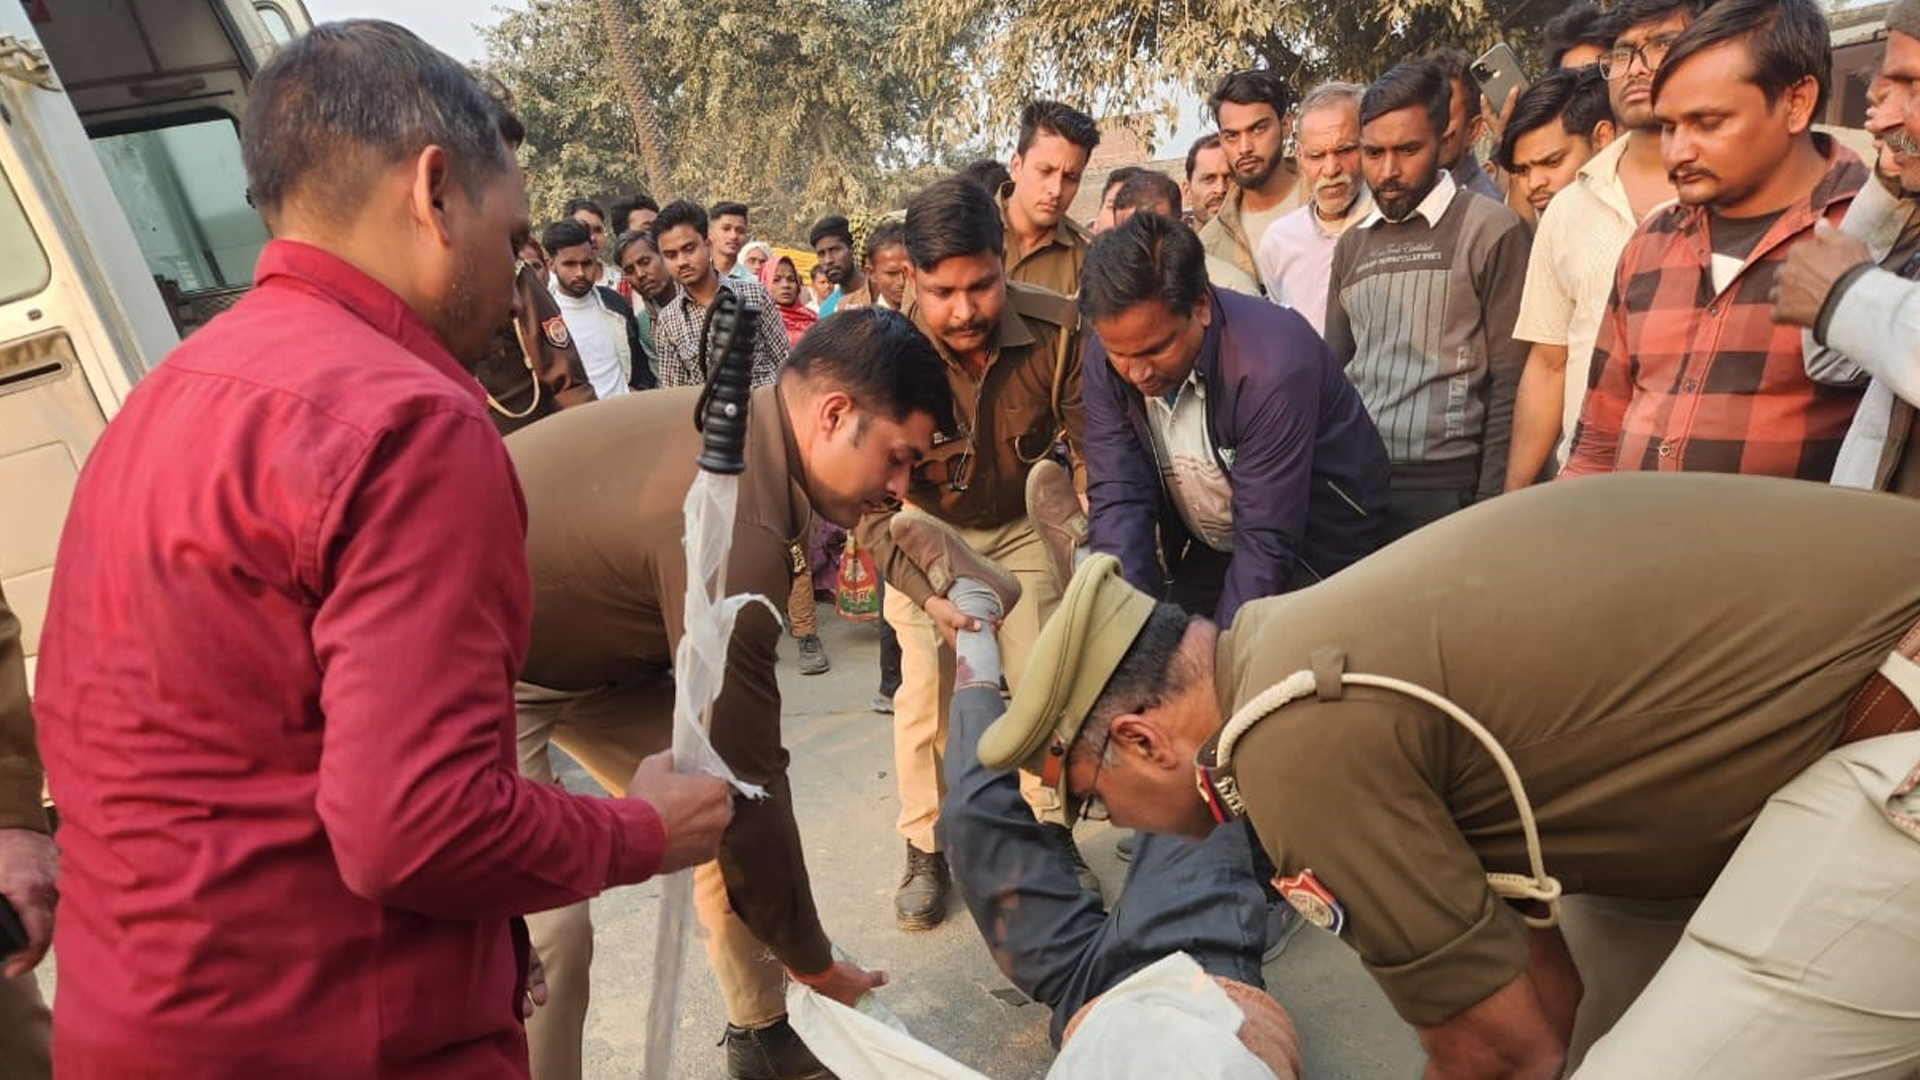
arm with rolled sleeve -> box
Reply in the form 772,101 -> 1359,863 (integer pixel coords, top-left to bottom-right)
1214,320 -> 1325,626
1082,336 -> 1169,597
1473,219 -> 1533,501
1560,274 -> 1633,477
312,407 -> 667,922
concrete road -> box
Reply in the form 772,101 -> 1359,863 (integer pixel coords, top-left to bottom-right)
559,610 -> 1425,1079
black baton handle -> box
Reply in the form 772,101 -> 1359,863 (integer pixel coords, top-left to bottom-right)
695,291 -> 759,475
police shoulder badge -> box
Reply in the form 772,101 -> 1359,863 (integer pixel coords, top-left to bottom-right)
542,316 -> 571,350
1274,869 -> 1346,935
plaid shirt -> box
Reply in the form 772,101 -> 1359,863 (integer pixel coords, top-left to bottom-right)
654,272 -> 788,389
1564,138 -> 1867,479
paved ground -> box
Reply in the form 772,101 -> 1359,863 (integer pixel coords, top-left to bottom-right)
30,604 -> 1425,1078
559,610 -> 1424,1079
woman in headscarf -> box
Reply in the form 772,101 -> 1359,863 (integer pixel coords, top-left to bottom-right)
739,240 -> 774,278
758,254 -> 819,346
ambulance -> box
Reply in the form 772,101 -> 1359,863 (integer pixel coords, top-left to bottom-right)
0,0 -> 311,678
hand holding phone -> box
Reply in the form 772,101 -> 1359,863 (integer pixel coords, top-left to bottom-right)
1472,43 -> 1531,119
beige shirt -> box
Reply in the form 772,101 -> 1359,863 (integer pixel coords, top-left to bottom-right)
1218,473 -> 1920,1026
1512,136 -> 1665,465
1145,375 -> 1233,552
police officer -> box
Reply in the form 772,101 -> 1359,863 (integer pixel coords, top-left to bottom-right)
996,101 -> 1100,297
472,240 -> 597,437
858,175 -> 1091,930
984,474 -> 1920,1080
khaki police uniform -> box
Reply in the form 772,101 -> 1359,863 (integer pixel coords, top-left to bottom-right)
996,182 -> 1091,298
0,587 -> 49,1080
857,282 -> 1085,850
472,262 -> 597,437
505,387 -> 825,1080
989,473 -> 1920,1074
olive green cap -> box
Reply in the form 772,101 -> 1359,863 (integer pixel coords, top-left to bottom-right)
978,554 -> 1158,809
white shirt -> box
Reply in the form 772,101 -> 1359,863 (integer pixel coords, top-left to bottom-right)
1358,169 -> 1458,230
1512,136 -> 1668,465
1144,375 -> 1234,552
1258,188 -> 1373,335
552,287 -> 628,400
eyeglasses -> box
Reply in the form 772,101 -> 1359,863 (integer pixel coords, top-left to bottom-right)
1599,33 -> 1679,80
1072,728 -> 1117,822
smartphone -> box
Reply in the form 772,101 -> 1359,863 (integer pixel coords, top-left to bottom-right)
0,895 -> 24,957
1472,43 -> 1531,118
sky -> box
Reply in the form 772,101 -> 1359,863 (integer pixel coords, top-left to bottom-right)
299,0 -> 520,61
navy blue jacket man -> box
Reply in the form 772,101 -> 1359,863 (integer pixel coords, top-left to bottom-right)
1080,213 -> 1390,625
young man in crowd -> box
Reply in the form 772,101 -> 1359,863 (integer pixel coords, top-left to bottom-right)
1427,48 -> 1503,199
565,195 -> 622,289
1183,133 -> 1233,229
33,22 -> 735,1077
1000,100 -> 1101,295
810,214 -> 875,315
1107,169 -> 1182,226
1781,0 -> 1920,496
1325,59 -> 1532,541
1494,68 -> 1615,219
511,310 -> 946,1080
709,200 -> 753,279
1091,165 -> 1146,234
613,227 -> 678,386
1258,81 -> 1372,333
989,473 -> 1920,1080
651,199 -> 791,389
543,218 -> 649,398
1506,0 -> 1694,489
1078,212 -> 1389,626
1201,69 -> 1302,290
1545,0 -> 1614,69
609,192 -> 660,236
862,219 -> 911,310
855,176 -> 1088,931
1563,0 -> 1866,480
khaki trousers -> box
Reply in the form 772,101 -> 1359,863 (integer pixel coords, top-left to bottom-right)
885,515 -> 1063,852
1574,731 -> 1920,1080
516,681 -> 786,1080
0,973 -> 48,1080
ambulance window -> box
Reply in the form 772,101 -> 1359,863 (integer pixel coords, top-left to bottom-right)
0,171 -> 51,304
255,3 -> 296,45
91,115 -> 268,293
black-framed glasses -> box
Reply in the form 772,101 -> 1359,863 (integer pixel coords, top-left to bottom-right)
1073,728 -> 1117,822
1599,33 -> 1679,80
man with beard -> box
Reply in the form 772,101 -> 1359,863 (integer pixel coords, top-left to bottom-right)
1324,60 -> 1531,542
544,218 -> 649,398
613,228 -> 678,386
32,22 -> 736,1077
810,214 -> 874,315
651,200 -> 791,389
854,176 -> 1090,932
1258,82 -> 1372,335
1564,0 -> 1866,481
1780,0 -> 1920,497
1506,0 -> 1693,489
999,100 -> 1101,296
564,196 -> 622,289
1201,69 -> 1304,292
1184,133 -> 1232,229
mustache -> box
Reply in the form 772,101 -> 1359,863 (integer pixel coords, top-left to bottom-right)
1669,166 -> 1715,185
947,320 -> 992,338
1887,130 -> 1920,157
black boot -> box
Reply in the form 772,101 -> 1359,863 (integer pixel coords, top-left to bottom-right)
1041,823 -> 1101,894
721,1015 -> 835,1080
894,843 -> 951,930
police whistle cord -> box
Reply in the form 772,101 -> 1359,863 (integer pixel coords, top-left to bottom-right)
1214,669 -> 1565,929
643,293 -> 769,1079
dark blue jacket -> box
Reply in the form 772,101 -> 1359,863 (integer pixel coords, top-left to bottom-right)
1083,287 -> 1390,625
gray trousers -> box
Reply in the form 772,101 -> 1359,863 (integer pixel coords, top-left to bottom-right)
937,684 -> 1268,1047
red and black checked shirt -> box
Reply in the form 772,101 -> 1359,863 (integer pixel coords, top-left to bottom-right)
1564,139 -> 1867,479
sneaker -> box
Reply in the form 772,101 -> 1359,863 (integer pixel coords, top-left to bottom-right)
1024,458 -> 1087,589
1041,822 -> 1101,895
721,1015 -> 835,1080
870,694 -> 895,714
1263,900 -> 1305,964
796,634 -> 830,675
887,509 -> 1021,612
894,843 -> 952,930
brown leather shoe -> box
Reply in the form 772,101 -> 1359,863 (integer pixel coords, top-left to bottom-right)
887,509 -> 1022,613
894,843 -> 952,930
721,1015 -> 835,1080
1024,459 -> 1086,589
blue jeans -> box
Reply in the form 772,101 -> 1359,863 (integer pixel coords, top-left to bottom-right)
936,684 -> 1267,1046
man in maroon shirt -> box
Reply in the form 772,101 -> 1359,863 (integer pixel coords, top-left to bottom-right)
33,21 -> 733,1079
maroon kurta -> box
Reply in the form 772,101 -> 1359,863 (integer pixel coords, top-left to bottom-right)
36,241 -> 666,1078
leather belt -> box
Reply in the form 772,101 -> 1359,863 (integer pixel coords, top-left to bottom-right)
1841,619 -> 1920,745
